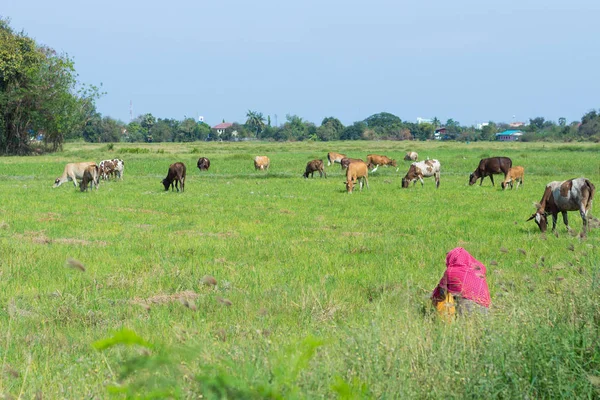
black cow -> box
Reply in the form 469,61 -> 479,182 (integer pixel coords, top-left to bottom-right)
303,159 -> 326,178
162,162 -> 186,192
469,157 -> 512,186
197,157 -> 210,171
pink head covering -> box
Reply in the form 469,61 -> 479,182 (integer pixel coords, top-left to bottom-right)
432,247 -> 491,308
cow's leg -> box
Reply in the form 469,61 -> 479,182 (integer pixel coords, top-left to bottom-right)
489,175 -> 495,186
419,176 -> 425,187
435,173 -> 440,188
479,176 -> 484,186
561,212 -> 569,232
69,172 -> 78,187
181,176 -> 185,192
365,176 -> 369,190
580,206 -> 589,235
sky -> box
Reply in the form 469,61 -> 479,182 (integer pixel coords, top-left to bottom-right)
3,0 -> 600,127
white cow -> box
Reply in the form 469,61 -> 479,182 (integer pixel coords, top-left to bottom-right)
53,162 -> 97,188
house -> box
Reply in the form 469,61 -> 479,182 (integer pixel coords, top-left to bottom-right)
434,127 -> 447,140
496,130 -> 523,141
212,122 -> 233,136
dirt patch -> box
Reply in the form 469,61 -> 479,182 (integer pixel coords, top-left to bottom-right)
116,207 -> 167,215
16,231 -> 108,246
38,212 -> 61,222
131,290 -> 199,308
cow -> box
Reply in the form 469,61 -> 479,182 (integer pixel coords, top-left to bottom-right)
99,160 -> 116,180
527,178 -> 595,236
469,157 -> 512,186
197,157 -> 210,171
501,166 -> 525,190
53,162 -> 97,188
344,161 -> 369,194
401,159 -> 441,189
366,154 -> 397,172
80,164 -> 100,192
327,152 -> 346,167
340,157 -> 364,170
404,152 -> 418,161
254,156 -> 270,171
162,162 -> 186,192
112,159 -> 125,180
303,159 -> 326,178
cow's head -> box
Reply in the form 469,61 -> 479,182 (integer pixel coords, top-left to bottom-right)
162,178 -> 171,191
468,172 -> 478,185
52,178 -> 62,188
390,159 -> 397,167
401,177 -> 410,188
345,180 -> 354,194
527,210 -> 548,232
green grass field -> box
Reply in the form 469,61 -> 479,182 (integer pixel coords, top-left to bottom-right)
1,141 -> 600,398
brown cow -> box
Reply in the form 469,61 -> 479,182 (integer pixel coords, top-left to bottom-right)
162,162 -> 186,192
303,159 -> 326,178
197,157 -> 210,171
327,152 -> 346,167
80,164 -> 100,192
501,166 -> 525,190
344,161 -> 369,194
254,156 -> 270,171
340,157 -> 364,170
53,162 -> 97,188
366,154 -> 397,172
469,157 -> 512,186
527,178 -> 595,236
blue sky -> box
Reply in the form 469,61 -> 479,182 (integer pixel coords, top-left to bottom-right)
4,0 -> 599,127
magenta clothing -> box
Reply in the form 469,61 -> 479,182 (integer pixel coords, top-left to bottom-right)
432,247 -> 491,308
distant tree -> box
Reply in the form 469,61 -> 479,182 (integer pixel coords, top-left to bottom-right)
245,110 -> 265,136
579,110 -> 600,138
558,117 -> 566,127
528,117 -> 546,131
152,119 -> 178,142
317,117 -> 344,141
432,117 -> 440,128
140,113 -> 156,142
363,112 -> 402,128
481,122 -> 498,141
340,121 -> 366,140
82,114 -> 123,142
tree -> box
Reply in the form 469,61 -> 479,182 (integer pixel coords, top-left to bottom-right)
480,122 -> 498,141
340,122 -> 366,140
579,110 -> 600,138
0,18 -> 101,154
317,117 -> 344,141
363,112 -> 401,128
432,117 -> 440,128
558,117 -> 566,127
245,110 -> 265,136
140,113 -> 156,142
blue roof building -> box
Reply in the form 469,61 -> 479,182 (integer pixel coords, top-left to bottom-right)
496,130 -> 523,141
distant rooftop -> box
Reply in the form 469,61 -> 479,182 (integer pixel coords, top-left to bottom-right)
496,130 -> 523,136
212,122 -> 233,130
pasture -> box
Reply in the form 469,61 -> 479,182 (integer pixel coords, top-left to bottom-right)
1,141 -> 600,398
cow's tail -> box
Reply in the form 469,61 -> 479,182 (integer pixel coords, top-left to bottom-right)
584,179 -> 596,210
327,154 -> 332,166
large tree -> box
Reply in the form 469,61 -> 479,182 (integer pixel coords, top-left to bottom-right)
245,110 -> 265,136
0,18 -> 100,154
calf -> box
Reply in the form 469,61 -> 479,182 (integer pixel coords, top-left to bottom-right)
404,152 -> 418,161
401,159 -> 441,189
327,152 -> 346,167
80,164 -> 100,192
469,157 -> 512,186
197,157 -> 210,171
99,160 -> 116,180
501,166 -> 524,190
303,159 -> 326,178
162,162 -> 186,192
527,177 -> 595,236
344,161 -> 369,194
112,159 -> 125,180
340,157 -> 364,170
366,154 -> 397,172
254,156 -> 270,171
53,162 -> 97,188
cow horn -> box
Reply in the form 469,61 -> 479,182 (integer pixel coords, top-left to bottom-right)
526,214 -> 536,222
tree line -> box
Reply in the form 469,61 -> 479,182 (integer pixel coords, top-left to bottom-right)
1,17 -> 599,155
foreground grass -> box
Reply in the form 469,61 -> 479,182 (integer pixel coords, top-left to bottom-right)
0,140 -> 599,398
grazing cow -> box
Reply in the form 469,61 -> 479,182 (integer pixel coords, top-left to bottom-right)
254,156 -> 270,171
327,152 -> 346,167
501,166 -> 525,190
527,178 -> 595,236
340,157 -> 364,170
197,157 -> 210,171
80,164 -> 100,192
469,157 -> 512,186
366,154 -> 397,172
401,159 -> 441,189
99,159 -> 116,180
404,152 -> 418,161
162,162 -> 186,192
344,161 -> 369,194
53,162 -> 97,188
303,159 -> 326,178
111,159 -> 125,180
